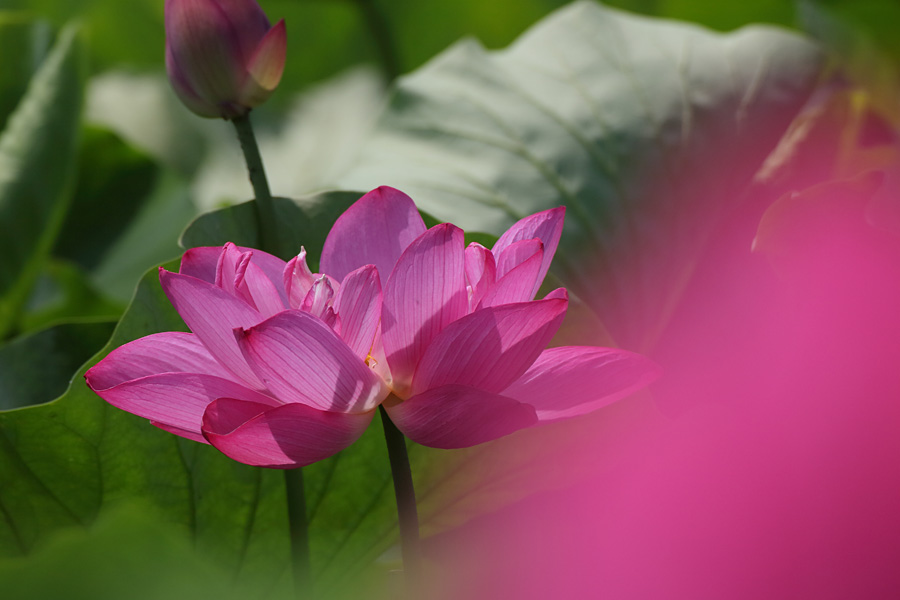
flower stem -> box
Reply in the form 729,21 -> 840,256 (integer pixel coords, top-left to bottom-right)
284,468 -> 312,597
231,113 -> 279,253
353,0 -> 401,82
379,404 -> 422,590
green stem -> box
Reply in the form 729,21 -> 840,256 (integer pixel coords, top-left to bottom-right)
379,403 -> 422,590
353,0 -> 401,82
284,468 -> 312,597
231,113 -> 279,253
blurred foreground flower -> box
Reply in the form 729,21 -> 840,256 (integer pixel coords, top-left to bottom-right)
320,187 -> 661,448
86,187 -> 658,466
165,0 -> 286,119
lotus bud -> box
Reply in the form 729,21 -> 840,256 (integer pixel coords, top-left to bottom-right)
165,0 -> 287,119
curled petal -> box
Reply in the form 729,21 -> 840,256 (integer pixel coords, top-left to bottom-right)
411,296 -> 567,396
320,186 -> 427,284
334,265 -> 382,361
237,310 -> 389,413
181,244 -> 288,307
202,398 -> 373,468
503,346 -> 662,424
464,243 -> 496,310
385,385 -> 537,449
283,248 -> 316,309
493,207 -> 565,298
382,223 -> 468,395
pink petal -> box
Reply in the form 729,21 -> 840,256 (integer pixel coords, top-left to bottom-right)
385,385 -> 537,449
493,207 -> 565,298
320,186 -> 427,284
495,238 -> 543,280
411,296 -> 567,396
464,243 -> 496,310
202,398 -> 373,468
180,246 -> 223,283
92,372 -> 277,440
240,19 -> 286,108
334,265 -> 382,361
165,44 -> 221,118
160,268 -> 266,389
85,331 -> 234,390
236,310 -> 389,413
181,245 -> 288,307
215,243 -> 286,316
212,0 -> 272,59
283,249 -> 315,309
480,243 -> 544,308
382,223 -> 468,395
503,346 -> 662,424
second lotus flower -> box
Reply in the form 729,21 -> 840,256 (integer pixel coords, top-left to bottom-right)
86,186 -> 659,467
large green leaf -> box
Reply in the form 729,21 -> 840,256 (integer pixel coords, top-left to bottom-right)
339,0 -> 824,350
0,319 -> 116,410
0,24 -> 84,339
0,192 -> 429,598
0,13 -> 52,131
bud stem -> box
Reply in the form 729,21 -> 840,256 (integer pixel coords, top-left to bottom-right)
379,403 -> 422,594
231,113 -> 280,253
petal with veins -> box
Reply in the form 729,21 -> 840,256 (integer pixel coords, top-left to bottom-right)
385,384 -> 536,449
411,296 -> 567,396
321,186 -> 426,284
382,223 -> 467,395
160,268 -> 266,389
202,398 -> 373,468
503,346 -> 662,423
237,310 -> 389,413
493,207 -> 564,298
334,265 -> 382,361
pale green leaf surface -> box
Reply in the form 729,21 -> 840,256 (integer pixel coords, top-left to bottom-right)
340,1 -> 824,350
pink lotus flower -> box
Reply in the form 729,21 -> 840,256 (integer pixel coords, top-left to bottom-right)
86,243 -> 387,468
86,186 -> 658,467
319,187 -> 661,449
165,0 -> 287,119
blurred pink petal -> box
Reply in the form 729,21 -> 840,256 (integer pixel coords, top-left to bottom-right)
241,19 -> 287,107
236,310 -> 389,413
385,385 -> 537,449
411,297 -> 567,396
202,398 -> 373,468
382,223 -> 468,395
320,186 -> 426,283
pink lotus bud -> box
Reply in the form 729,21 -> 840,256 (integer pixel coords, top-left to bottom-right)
165,0 -> 287,119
